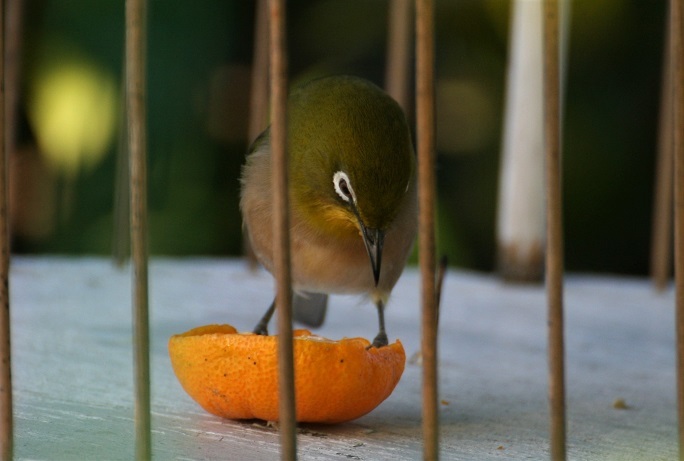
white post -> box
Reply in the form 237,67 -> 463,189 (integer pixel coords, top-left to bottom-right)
497,0 -> 569,282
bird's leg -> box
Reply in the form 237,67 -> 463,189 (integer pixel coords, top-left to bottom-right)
252,297 -> 276,335
370,299 -> 388,348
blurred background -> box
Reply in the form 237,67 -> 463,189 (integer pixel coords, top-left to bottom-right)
9,0 -> 667,276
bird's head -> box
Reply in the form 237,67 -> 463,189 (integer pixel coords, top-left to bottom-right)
288,76 -> 415,286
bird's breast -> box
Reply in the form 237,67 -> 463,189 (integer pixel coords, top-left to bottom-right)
289,223 -> 375,294
240,143 -> 416,298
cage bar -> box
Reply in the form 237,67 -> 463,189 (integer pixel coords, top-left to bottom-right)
385,0 -> 412,114
542,1 -> 566,460
125,0 -> 152,459
415,0 -> 439,459
671,0 -> 684,458
651,12 -> 674,292
268,0 -> 297,459
0,2 -> 12,459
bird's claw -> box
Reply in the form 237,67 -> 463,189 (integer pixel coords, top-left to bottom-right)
252,324 -> 269,336
368,331 -> 389,349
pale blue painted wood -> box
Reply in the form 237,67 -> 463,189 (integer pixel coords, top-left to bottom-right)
9,258 -> 677,460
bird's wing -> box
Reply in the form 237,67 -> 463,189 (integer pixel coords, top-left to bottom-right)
293,291 -> 328,327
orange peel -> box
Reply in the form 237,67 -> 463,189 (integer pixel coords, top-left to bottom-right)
168,324 -> 405,424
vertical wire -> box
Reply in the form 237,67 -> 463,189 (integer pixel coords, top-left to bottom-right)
542,1 -> 566,460
415,0 -> 438,459
244,0 -> 270,269
125,0 -> 151,459
651,13 -> 674,291
671,0 -> 684,458
0,2 -> 12,458
268,0 -> 296,459
385,0 -> 412,114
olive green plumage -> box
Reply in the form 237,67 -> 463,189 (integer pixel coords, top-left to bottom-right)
287,76 -> 414,234
240,75 -> 417,347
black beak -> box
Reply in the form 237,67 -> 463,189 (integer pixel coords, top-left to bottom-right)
349,203 -> 384,287
360,224 -> 384,287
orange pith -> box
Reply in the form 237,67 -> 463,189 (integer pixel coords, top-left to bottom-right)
168,324 -> 405,424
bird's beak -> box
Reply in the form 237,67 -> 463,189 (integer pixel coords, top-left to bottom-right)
360,223 -> 384,287
349,204 -> 384,287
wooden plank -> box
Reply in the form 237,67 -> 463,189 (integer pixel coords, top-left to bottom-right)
8,258 -> 679,460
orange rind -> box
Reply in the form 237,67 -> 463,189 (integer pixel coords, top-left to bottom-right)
168,324 -> 405,423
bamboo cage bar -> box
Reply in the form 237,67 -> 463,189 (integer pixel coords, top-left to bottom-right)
0,2 -> 12,458
543,1 -> 566,460
268,0 -> 297,459
385,0 -> 412,114
651,11 -> 674,291
415,0 -> 439,459
671,0 -> 684,458
5,0 -> 22,166
125,0 -> 152,458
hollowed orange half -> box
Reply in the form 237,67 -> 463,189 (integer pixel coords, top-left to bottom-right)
168,324 -> 405,424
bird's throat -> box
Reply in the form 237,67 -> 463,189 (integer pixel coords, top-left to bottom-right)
302,203 -> 361,242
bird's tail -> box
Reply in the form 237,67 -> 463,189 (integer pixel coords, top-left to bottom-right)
293,291 -> 328,327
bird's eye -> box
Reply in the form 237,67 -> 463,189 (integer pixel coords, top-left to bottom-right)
339,179 -> 351,197
333,171 -> 356,204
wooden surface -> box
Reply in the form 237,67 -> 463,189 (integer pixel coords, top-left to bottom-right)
9,258 -> 677,460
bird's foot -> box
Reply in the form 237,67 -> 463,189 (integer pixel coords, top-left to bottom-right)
253,299 -> 276,336
252,323 -> 269,336
368,331 -> 388,349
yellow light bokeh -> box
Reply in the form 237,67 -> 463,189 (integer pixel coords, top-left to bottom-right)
28,56 -> 118,177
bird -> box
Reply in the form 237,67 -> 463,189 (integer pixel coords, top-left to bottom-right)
240,75 -> 417,348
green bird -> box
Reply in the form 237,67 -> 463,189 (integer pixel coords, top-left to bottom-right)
240,75 -> 416,348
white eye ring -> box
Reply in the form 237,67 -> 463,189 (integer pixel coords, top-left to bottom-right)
333,171 -> 356,204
